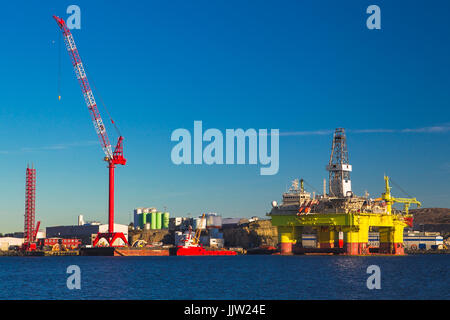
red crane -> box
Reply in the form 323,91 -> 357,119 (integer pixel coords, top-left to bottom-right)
53,16 -> 128,247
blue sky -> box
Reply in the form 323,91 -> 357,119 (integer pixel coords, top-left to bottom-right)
0,1 -> 449,232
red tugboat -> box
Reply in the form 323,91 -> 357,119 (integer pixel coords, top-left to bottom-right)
176,214 -> 237,256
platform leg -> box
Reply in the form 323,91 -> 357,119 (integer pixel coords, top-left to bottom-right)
318,227 -> 335,249
380,225 -> 405,255
278,226 -> 299,255
344,224 -> 369,255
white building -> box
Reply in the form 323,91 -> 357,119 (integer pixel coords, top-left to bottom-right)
403,232 -> 444,250
0,237 -> 24,250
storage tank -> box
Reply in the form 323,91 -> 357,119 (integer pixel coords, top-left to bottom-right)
206,213 -> 216,228
78,215 -> 85,226
146,213 -> 152,226
206,213 -> 222,229
194,217 -> 206,230
212,216 -> 222,228
142,212 -> 147,226
139,213 -> 145,229
162,212 -> 170,229
134,208 -> 143,228
151,211 -> 157,229
134,208 -> 143,214
156,212 -> 162,229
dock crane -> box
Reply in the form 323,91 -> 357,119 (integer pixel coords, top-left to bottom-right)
381,175 -> 421,215
192,213 -> 206,245
53,16 -> 128,247
22,221 -> 40,252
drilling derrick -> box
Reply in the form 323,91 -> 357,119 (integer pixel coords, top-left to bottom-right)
326,128 -> 352,197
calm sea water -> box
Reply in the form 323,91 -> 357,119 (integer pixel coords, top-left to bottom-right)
0,255 -> 448,300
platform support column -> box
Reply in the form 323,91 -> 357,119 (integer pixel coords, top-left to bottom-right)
379,224 -> 405,255
278,226 -> 299,255
337,231 -> 344,248
344,224 -> 369,255
379,227 -> 392,254
292,227 -> 304,254
318,227 -> 335,249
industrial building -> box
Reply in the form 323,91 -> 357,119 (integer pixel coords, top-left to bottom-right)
403,232 -> 444,250
0,237 -> 24,250
46,221 -> 128,246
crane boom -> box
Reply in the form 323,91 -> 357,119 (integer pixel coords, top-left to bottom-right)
382,176 -> 421,214
53,16 -> 113,159
193,214 -> 206,245
33,221 -> 41,241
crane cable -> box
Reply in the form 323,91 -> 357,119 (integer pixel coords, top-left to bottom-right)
55,28 -> 121,137
57,33 -> 62,100
83,64 -> 122,137
389,177 -> 413,198
303,179 -> 319,194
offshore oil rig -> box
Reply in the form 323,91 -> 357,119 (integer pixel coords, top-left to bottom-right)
268,128 -> 421,255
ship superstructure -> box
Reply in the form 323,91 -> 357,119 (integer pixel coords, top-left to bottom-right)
176,216 -> 237,256
279,179 -> 311,206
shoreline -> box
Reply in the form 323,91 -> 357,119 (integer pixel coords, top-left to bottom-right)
1,249 -> 449,257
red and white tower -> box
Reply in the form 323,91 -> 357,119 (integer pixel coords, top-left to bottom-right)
24,166 -> 36,244
23,165 -> 40,251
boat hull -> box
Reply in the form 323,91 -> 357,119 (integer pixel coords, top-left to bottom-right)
176,246 -> 236,256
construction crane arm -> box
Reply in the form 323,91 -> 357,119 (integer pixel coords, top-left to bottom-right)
391,197 -> 421,206
33,221 -> 41,241
53,16 -> 113,160
382,176 -> 421,214
193,214 -> 206,245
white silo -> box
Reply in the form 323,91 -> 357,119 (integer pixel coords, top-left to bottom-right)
78,215 -> 85,226
134,208 -> 143,228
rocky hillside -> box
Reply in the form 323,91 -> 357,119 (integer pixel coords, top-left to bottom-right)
128,229 -> 173,245
222,220 -> 278,249
410,208 -> 450,236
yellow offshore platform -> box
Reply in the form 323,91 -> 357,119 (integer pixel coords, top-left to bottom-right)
268,128 -> 421,255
